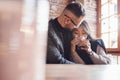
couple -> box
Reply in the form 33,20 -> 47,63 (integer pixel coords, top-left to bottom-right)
46,2 -> 111,64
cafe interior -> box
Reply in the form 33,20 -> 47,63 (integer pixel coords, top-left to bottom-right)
0,0 -> 120,80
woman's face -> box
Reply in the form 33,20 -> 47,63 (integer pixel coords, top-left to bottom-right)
77,26 -> 88,39
73,26 -> 87,39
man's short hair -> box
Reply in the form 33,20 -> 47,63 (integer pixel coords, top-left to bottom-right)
65,2 -> 85,17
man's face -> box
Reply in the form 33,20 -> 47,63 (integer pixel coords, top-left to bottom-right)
64,14 -> 84,30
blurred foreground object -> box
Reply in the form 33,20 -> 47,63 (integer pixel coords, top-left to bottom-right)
0,0 -> 49,80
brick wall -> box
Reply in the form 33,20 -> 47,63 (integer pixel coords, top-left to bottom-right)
83,0 -> 97,38
49,0 -> 73,19
49,0 -> 97,38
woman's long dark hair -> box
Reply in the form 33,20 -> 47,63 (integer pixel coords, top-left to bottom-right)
72,20 -> 95,41
80,21 -> 107,52
79,20 -> 94,41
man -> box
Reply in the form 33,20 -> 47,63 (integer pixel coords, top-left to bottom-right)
47,2 -> 85,64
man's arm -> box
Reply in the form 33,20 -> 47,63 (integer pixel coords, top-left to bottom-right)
46,35 -> 74,64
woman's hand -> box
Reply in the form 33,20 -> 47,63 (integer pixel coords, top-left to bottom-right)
71,38 -> 78,53
78,39 -> 92,55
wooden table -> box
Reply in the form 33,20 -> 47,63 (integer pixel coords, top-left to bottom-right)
46,64 -> 120,80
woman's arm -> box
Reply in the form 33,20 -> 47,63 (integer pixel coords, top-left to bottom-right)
89,45 -> 112,64
71,52 -> 85,64
71,38 -> 85,64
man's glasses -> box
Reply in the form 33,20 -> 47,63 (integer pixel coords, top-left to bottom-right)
64,14 -> 82,28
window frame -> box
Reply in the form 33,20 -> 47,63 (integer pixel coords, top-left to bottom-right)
97,0 -> 120,53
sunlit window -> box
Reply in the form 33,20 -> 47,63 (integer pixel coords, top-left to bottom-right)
100,0 -> 118,49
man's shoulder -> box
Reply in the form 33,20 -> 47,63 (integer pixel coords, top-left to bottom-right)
49,18 -> 56,25
48,18 -> 56,29
48,18 -> 56,32
48,18 -> 59,41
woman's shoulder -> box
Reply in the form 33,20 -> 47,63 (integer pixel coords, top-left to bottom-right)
92,38 -> 106,52
94,39 -> 104,44
90,38 -> 103,44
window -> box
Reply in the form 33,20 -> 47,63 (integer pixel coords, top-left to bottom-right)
97,0 -> 120,52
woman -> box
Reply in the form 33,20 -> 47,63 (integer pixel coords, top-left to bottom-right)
71,20 -> 111,64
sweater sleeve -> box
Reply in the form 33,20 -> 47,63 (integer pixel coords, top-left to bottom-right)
90,45 -> 112,64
